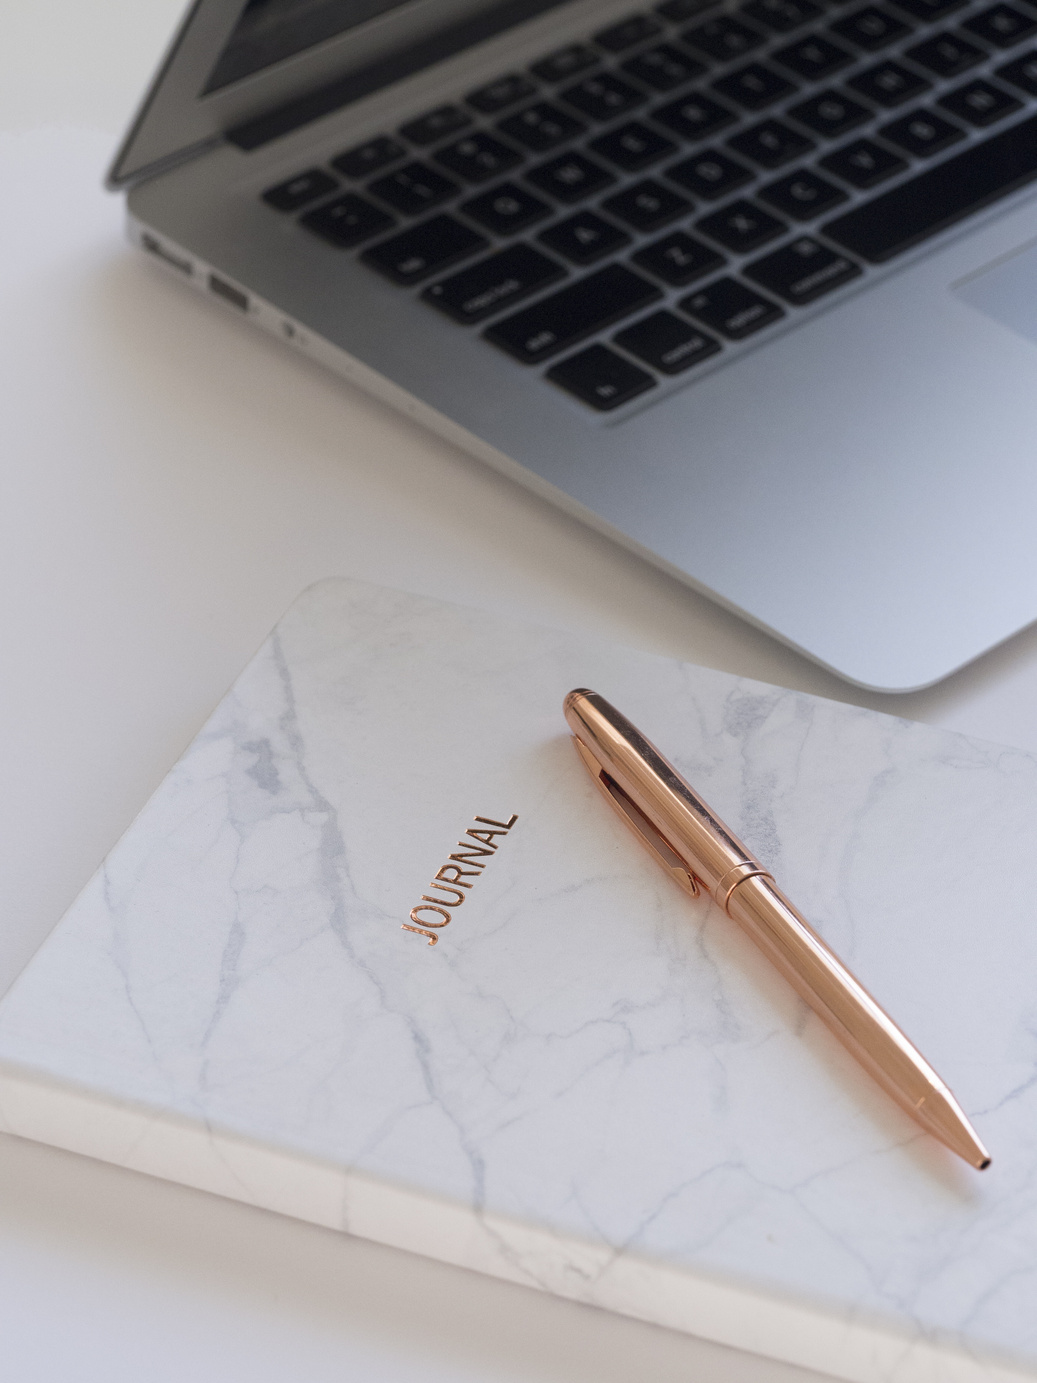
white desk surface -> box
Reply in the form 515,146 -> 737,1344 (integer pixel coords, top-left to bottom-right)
5,6 -> 1037,1381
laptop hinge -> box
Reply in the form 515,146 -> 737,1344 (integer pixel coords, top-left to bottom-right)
108,134 -> 226,191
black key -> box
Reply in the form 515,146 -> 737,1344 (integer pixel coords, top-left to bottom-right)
590,121 -> 677,170
530,44 -> 600,82
596,14 -> 665,50
539,211 -> 632,263
622,44 -> 707,90
823,112 -> 1037,260
461,182 -> 552,234
773,35 -> 854,77
729,118 -> 815,167
498,102 -> 585,151
667,148 -> 754,197
615,310 -> 723,370
696,198 -> 787,249
263,168 -> 338,211
485,263 -> 662,361
964,4 -> 1037,48
880,108 -> 965,154
362,215 -> 487,283
527,150 -> 616,201
561,72 -> 647,120
434,132 -> 523,182
684,15 -> 766,59
820,137 -> 907,185
787,90 -> 873,135
423,244 -> 565,322
905,31 -> 986,77
830,6 -> 912,49
332,136 -> 406,178
633,230 -> 726,282
300,192 -> 394,246
741,0 -> 823,33
369,162 -> 460,215
744,235 -> 861,301
939,78 -> 1022,123
653,92 -> 737,139
759,167 -> 848,215
849,60 -> 931,105
679,276 -> 784,335
713,63 -> 797,109
546,345 -> 656,409
467,73 -> 539,113
400,105 -> 472,145
997,50 -> 1037,93
893,0 -> 964,16
657,0 -> 723,19
604,179 -> 694,230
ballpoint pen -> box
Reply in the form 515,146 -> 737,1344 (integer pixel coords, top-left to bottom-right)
564,688 -> 991,1170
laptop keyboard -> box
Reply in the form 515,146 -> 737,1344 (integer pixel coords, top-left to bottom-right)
261,0 -> 1037,411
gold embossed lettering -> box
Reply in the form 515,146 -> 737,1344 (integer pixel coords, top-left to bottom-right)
402,924 -> 439,946
450,846 -> 491,863
466,828 -> 506,847
423,885 -> 467,908
410,904 -> 452,927
435,865 -> 478,887
403,813 -> 518,950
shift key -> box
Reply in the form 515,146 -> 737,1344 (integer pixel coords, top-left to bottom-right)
485,263 -> 661,362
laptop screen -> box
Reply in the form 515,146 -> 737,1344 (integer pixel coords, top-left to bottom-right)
206,1 -> 428,91
110,0 -> 572,185
205,0 -> 570,93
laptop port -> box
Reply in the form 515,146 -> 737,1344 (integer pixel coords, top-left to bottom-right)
140,232 -> 192,275
208,273 -> 249,311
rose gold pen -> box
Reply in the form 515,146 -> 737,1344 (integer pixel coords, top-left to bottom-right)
564,689 -> 990,1171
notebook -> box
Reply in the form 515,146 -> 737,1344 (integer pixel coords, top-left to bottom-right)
1,577 -> 1036,1383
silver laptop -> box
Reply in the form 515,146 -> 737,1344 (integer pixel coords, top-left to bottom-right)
110,0 -> 1037,691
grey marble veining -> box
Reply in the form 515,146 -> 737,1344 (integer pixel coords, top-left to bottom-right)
2,578 -> 1037,1379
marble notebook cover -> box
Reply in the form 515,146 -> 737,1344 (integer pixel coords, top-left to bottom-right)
2,579 -> 1037,1383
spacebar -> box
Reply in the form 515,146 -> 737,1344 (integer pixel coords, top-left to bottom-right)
822,115 -> 1037,264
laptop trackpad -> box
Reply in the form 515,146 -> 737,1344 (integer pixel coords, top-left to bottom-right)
955,239 -> 1037,348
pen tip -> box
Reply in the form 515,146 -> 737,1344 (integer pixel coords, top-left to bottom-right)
914,1092 -> 990,1170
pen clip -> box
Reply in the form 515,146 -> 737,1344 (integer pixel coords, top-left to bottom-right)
572,735 -> 701,898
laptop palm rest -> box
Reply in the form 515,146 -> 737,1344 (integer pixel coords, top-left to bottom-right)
955,238 -> 1037,350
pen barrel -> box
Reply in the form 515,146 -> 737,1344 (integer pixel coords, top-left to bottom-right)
565,690 -> 989,1166
563,691 -> 765,895
727,874 -> 950,1120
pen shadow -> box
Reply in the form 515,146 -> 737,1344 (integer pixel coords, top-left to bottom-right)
552,725 -> 986,1197
705,905 -> 985,1200
793,1004 -> 983,1198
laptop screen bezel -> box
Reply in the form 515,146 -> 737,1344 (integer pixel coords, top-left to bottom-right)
107,0 -> 572,187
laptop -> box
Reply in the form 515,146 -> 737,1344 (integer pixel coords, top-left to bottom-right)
109,0 -> 1037,691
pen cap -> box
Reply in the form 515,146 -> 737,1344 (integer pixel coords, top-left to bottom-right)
564,690 -> 765,903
